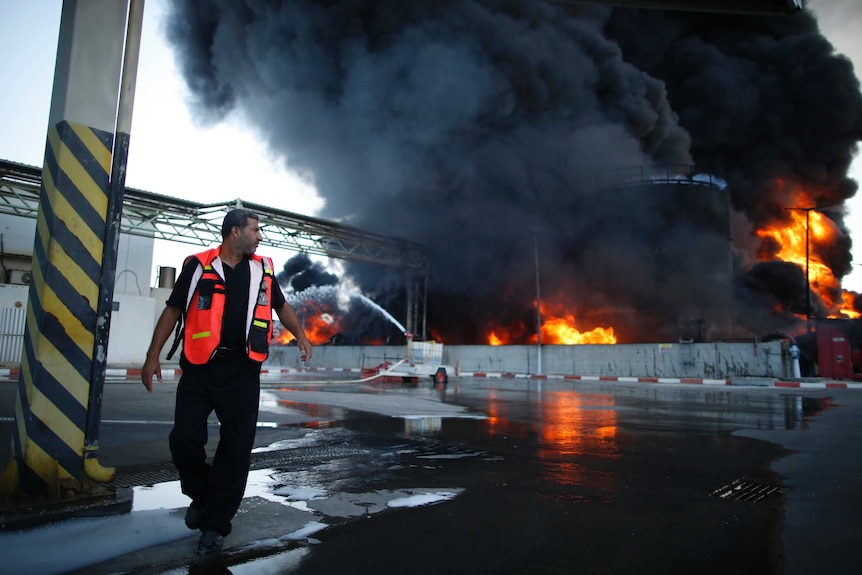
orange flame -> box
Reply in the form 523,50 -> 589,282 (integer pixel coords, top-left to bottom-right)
753,186 -> 860,321
839,290 -> 862,319
486,299 -> 617,345
275,313 -> 340,346
488,332 -> 504,346
755,208 -> 836,290
538,314 -> 617,345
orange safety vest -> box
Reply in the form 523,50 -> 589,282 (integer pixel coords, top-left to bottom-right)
181,247 -> 275,364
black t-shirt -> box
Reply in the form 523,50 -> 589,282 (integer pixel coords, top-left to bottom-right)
167,254 -> 286,348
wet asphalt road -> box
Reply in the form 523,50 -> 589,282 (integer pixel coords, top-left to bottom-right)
2,375 -> 861,574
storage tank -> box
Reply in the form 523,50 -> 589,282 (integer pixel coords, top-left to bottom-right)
580,165 -> 734,343
158,266 -> 176,289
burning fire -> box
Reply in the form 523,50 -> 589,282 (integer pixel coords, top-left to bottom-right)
275,313 -> 339,346
486,301 -> 617,345
755,189 -> 859,321
276,181 -> 862,348
273,297 -> 393,346
540,314 -> 617,345
840,291 -> 862,319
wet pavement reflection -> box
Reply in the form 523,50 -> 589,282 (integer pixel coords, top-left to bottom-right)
229,379 -> 828,574
3,376 -> 838,574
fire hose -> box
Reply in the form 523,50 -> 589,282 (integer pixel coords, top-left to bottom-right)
261,358 -> 410,386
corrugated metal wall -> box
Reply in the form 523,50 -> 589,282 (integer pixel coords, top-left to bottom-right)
0,306 -> 26,363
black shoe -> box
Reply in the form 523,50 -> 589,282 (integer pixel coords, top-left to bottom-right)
196,529 -> 224,555
184,504 -> 203,530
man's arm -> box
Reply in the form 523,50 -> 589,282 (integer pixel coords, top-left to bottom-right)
141,306 -> 182,392
274,302 -> 313,361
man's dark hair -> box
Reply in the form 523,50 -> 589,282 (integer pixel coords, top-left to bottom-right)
221,209 -> 259,238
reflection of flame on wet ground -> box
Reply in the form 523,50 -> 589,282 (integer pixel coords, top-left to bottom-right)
535,391 -> 621,489
485,389 -> 621,490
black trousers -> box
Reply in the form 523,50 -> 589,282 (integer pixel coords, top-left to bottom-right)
169,353 -> 261,535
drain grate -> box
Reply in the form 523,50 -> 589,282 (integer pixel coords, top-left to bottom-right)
112,462 -> 178,488
710,477 -> 781,502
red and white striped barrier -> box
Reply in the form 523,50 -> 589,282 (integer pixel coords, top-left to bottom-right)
2,366 -> 861,389
453,370 -> 862,389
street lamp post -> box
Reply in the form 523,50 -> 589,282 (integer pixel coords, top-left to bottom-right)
785,205 -> 834,332
534,227 -> 542,376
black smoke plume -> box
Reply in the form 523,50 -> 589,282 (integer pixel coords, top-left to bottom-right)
277,254 -> 406,344
277,252 -> 338,292
166,0 -> 862,342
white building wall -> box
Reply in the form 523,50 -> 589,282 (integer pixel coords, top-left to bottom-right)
115,232 -> 154,296
0,217 -> 37,283
0,217 -> 36,255
0,209 -> 159,366
105,293 -> 155,365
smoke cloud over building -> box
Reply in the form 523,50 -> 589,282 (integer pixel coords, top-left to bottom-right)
165,0 -> 862,343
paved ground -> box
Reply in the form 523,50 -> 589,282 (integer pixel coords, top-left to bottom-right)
1,376 -> 861,574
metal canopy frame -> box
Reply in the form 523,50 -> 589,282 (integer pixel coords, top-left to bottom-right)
0,158 -> 430,337
0,159 -> 428,269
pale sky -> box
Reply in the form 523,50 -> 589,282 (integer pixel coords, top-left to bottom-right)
0,0 -> 324,277
0,0 -> 323,210
1,0 -> 861,289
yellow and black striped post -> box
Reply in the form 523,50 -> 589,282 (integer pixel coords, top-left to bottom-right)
1,0 -> 144,499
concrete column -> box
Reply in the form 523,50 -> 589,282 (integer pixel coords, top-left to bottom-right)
1,0 -> 138,498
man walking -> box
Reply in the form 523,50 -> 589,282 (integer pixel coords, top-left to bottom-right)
141,208 -> 313,554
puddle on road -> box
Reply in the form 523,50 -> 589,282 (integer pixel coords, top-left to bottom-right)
781,394 -> 831,429
129,443 -> 468,573
129,386 -> 828,515
121,412 -> 483,573
122,383 -> 817,575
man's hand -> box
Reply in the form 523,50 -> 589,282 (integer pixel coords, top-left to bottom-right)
296,336 -> 313,362
142,306 -> 182,392
275,302 -> 313,362
141,354 -> 162,393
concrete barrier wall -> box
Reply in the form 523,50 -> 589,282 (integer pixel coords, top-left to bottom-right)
265,340 -> 790,379
448,342 -> 787,379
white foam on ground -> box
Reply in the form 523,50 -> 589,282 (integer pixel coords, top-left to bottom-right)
0,509 -> 188,575
387,491 -> 459,508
